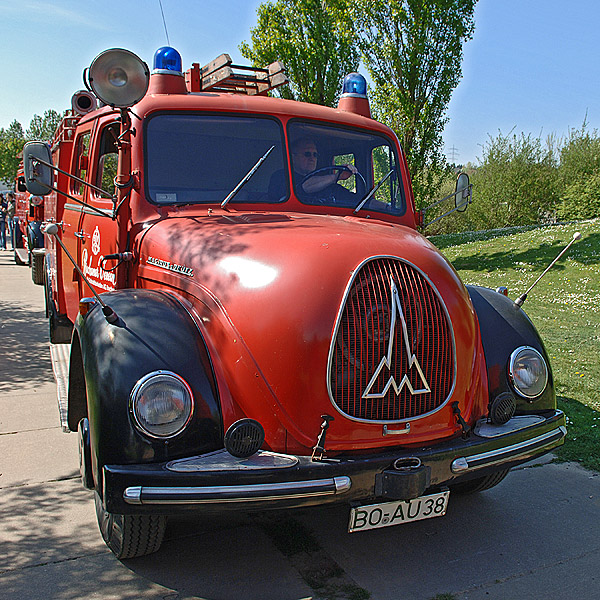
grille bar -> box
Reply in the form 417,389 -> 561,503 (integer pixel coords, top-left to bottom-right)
329,258 -> 454,422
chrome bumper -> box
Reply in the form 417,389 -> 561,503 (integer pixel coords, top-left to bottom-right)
452,421 -> 567,474
124,476 -> 352,506
104,411 -> 566,513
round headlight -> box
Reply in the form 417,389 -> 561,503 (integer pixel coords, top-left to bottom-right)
130,371 -> 193,438
509,346 -> 548,399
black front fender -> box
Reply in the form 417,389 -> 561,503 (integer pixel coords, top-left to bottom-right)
74,289 -> 223,489
27,220 -> 44,249
467,285 -> 556,412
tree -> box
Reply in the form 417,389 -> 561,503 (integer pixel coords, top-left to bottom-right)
351,0 -> 477,205
240,0 -> 359,106
0,120 -> 25,184
0,109 -> 64,184
26,109 -> 63,142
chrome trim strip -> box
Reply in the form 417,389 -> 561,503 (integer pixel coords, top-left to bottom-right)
64,202 -> 112,217
335,476 -> 352,493
123,486 -> 142,505
451,426 -> 566,474
123,476 -> 352,505
326,255 -> 457,424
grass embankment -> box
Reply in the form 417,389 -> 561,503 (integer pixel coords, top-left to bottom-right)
430,219 -> 600,471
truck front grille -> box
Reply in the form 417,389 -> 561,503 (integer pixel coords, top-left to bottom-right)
328,258 -> 454,422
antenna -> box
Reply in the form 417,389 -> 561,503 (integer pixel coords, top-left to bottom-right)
158,0 -> 171,46
515,232 -> 582,307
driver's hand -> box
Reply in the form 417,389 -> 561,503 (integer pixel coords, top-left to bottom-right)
337,164 -> 358,181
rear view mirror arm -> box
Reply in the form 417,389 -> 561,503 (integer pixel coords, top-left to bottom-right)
29,154 -> 114,199
38,181 -> 114,220
420,183 -> 473,229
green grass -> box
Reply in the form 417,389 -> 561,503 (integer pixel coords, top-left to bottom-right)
430,218 -> 600,471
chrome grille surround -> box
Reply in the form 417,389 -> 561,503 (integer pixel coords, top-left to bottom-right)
327,256 -> 456,423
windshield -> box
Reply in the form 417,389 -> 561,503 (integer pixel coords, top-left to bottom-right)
145,113 -> 287,205
286,120 -> 405,215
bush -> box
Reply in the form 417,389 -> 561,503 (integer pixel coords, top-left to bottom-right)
558,122 -> 600,219
467,131 -> 560,230
559,122 -> 600,183
558,172 -> 600,219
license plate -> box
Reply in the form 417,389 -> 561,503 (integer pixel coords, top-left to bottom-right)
348,490 -> 450,532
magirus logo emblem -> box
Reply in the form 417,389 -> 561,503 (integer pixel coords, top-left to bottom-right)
362,278 -> 431,399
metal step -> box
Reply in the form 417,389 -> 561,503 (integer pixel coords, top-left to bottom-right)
49,343 -> 70,433
15,248 -> 29,265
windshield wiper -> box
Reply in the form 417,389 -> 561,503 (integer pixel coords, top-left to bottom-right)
353,169 -> 394,214
221,145 -> 275,209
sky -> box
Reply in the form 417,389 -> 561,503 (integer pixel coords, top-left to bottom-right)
1,0 -> 600,165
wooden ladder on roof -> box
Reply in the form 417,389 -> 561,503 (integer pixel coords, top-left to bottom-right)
185,55 -> 288,95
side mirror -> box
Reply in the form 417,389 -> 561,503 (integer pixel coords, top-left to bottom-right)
455,172 -> 472,212
17,176 -> 27,193
23,142 -> 54,196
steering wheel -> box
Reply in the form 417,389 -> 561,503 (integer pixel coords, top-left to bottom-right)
301,165 -> 367,191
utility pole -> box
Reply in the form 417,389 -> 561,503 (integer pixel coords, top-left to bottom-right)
447,145 -> 459,163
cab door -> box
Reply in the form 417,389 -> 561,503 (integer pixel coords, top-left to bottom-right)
60,128 -> 91,320
77,121 -> 120,299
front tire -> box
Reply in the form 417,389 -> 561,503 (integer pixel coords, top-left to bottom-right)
94,492 -> 167,559
449,469 -> 510,494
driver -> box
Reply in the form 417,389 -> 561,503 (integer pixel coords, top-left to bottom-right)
269,138 -> 359,204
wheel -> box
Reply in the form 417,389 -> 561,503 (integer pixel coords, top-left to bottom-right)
94,492 -> 167,559
449,469 -> 510,494
31,252 -> 44,285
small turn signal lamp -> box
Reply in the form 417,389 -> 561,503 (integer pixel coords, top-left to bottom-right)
87,48 -> 150,108
79,297 -> 97,316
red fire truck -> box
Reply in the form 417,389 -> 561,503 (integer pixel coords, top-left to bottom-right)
14,163 -> 46,283
23,46 -> 566,559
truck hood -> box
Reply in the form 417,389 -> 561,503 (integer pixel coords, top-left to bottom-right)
136,212 -> 486,453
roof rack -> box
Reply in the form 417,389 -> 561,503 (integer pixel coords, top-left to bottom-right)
185,54 -> 288,95
52,113 -> 80,147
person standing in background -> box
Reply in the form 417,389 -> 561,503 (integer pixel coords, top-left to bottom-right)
6,192 -> 16,249
0,194 -> 7,250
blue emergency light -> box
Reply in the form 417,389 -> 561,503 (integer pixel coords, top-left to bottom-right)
341,73 -> 367,97
153,46 -> 182,73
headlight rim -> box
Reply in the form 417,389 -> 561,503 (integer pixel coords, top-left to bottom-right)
129,370 -> 194,440
508,345 -> 549,399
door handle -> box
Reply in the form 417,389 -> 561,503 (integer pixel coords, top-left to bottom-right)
74,231 -> 89,239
